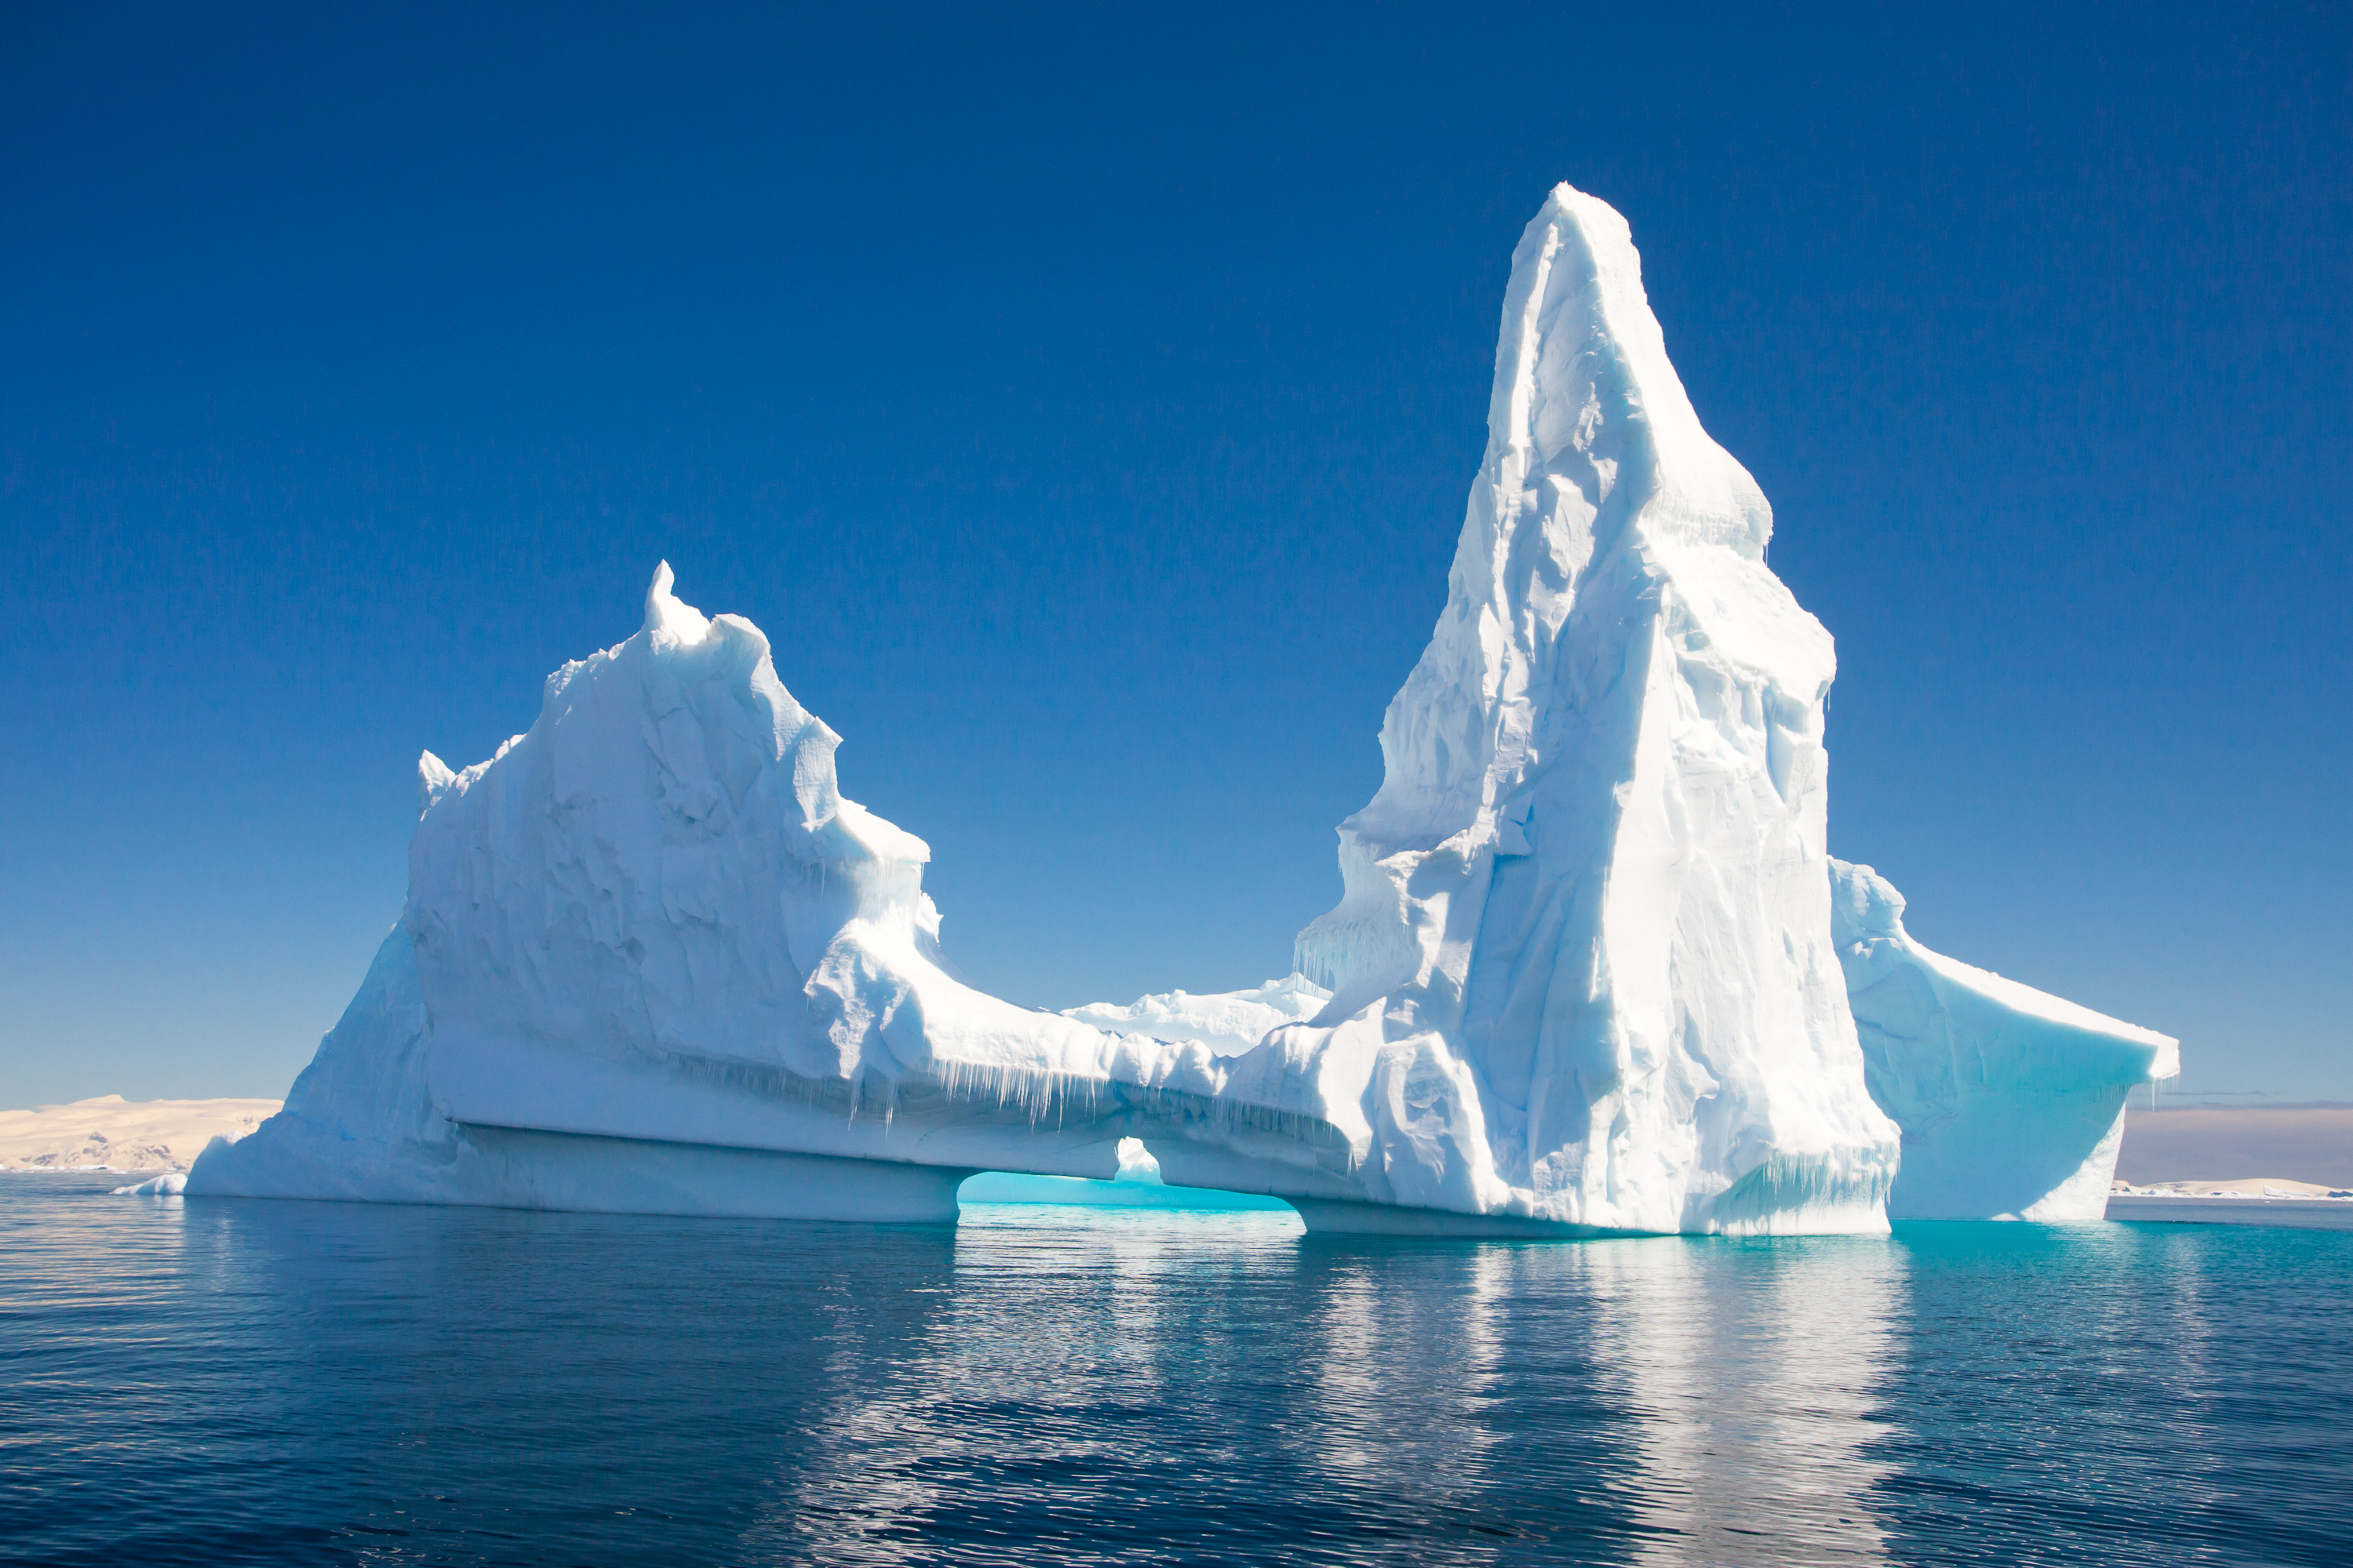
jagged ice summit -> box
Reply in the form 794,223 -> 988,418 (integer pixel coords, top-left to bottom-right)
188,184 -> 2179,1235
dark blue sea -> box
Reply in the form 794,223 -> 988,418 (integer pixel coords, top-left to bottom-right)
2,1175 -> 2345,1566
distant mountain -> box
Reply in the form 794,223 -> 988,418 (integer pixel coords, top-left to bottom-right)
0,1095 -> 281,1172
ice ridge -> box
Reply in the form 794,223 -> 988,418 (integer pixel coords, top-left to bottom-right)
1831,859 -> 2180,1220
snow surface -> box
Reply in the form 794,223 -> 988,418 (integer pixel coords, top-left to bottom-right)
192,184 -> 2165,1235
0,1095 -> 279,1172
1061,976 -> 1331,1054
1832,859 -> 2179,1221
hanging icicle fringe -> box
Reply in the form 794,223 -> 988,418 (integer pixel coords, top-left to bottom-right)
650,1045 -> 1357,1161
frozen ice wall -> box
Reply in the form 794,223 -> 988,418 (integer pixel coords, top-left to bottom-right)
1280,182 -> 1900,1232
1831,860 -> 2179,1220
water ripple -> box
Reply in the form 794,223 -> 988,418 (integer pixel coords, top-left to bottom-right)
0,1177 -> 2344,1565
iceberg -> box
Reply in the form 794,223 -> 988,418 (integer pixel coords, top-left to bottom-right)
957,1136 -> 1294,1210
198,183 -> 1980,1235
1830,860 -> 2179,1221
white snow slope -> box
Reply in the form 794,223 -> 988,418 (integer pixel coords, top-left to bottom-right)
1830,860 -> 2179,1220
1061,975 -> 1331,1055
196,184 -> 1915,1235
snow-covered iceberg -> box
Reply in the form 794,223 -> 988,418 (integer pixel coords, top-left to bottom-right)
200,183 -> 1932,1235
1830,860 -> 2179,1221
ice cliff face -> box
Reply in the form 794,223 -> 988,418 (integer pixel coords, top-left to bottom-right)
1831,860 -> 2179,1221
1273,183 -> 1900,1232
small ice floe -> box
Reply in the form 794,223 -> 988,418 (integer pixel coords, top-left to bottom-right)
113,1172 -> 188,1196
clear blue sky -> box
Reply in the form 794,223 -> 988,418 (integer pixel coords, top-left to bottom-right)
3,3 -> 2345,1108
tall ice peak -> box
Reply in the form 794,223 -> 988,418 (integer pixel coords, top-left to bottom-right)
1511,182 -> 1777,558
1283,180 -> 1895,1232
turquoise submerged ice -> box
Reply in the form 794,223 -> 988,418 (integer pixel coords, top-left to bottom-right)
192,184 -> 2169,1234
958,1137 -> 1292,1210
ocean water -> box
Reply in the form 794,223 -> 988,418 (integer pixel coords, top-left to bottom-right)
2,1176 -> 2345,1566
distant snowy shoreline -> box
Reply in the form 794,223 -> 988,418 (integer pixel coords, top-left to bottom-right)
0,1095 -> 279,1174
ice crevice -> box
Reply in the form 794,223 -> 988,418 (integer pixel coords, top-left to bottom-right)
191,183 -> 2174,1231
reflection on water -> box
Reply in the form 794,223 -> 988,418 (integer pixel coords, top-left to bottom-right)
0,1178 -> 2346,1566
1584,1239 -> 1900,1565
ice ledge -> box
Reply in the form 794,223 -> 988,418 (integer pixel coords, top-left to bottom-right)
1833,859 -> 2179,1221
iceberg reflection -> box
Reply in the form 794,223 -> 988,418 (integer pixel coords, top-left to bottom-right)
741,1210 -> 1907,1563
5,1179 -> 2318,1566
1584,1237 -> 1900,1564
